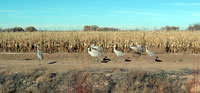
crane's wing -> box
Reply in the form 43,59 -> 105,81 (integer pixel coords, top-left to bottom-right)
150,52 -> 155,57
116,51 -> 125,56
137,46 -> 143,51
130,46 -> 138,52
94,46 -> 104,51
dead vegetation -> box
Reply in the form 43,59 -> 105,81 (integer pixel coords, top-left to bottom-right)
1,31 -> 200,53
0,68 -> 195,92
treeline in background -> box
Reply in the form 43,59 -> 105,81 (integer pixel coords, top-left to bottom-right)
1,23 -> 200,32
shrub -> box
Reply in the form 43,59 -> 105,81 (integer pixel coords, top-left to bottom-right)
187,24 -> 200,31
84,25 -> 119,31
161,26 -> 179,31
4,27 -> 24,32
0,27 -> 4,32
25,26 -> 37,32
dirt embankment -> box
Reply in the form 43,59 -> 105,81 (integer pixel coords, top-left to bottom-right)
0,68 -> 195,93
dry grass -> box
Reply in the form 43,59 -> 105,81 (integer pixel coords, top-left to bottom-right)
1,31 -> 200,53
0,68 -> 194,92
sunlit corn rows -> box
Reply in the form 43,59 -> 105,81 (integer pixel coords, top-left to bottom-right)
0,31 -> 200,53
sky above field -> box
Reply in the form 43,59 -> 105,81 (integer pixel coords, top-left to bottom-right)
0,0 -> 200,30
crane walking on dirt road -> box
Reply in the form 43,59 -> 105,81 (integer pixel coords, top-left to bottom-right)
37,45 -> 43,65
88,47 -> 103,57
145,45 -> 155,57
88,47 -> 103,62
114,45 -> 132,62
130,43 -> 143,54
114,45 -> 125,56
136,42 -> 143,51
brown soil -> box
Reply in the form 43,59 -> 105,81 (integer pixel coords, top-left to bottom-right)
0,53 -> 198,73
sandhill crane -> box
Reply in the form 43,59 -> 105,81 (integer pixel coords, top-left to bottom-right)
136,42 -> 143,51
114,45 -> 131,63
130,42 -> 143,54
145,45 -> 155,57
88,47 -> 103,57
130,43 -> 141,53
90,44 -> 104,52
88,47 -> 103,62
36,45 -> 43,65
114,45 -> 125,56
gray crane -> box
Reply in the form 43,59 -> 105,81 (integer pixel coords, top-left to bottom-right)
88,47 -> 103,62
88,47 -> 103,57
145,45 -> 155,57
130,43 -> 143,53
135,42 -> 143,51
37,45 -> 43,65
114,45 -> 125,56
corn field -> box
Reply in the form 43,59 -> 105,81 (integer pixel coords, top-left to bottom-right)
0,31 -> 200,53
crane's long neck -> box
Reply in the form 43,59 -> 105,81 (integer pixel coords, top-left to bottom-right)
114,46 -> 117,52
136,43 -> 139,46
88,48 -> 91,52
37,48 -> 40,52
146,47 -> 148,52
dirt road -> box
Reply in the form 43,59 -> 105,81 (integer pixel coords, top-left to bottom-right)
0,53 -> 198,73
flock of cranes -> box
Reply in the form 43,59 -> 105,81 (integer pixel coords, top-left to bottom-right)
87,43 -> 161,63
36,43 -> 162,65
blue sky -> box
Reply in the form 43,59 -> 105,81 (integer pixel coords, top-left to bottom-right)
0,0 -> 200,30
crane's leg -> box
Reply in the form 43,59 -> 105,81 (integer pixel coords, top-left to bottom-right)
96,57 -> 99,63
136,56 -> 139,62
39,60 -> 41,65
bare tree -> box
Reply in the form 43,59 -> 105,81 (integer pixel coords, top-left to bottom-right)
4,27 -> 24,32
161,26 -> 179,31
187,25 -> 194,31
0,27 -> 3,32
84,25 -> 119,31
187,24 -> 200,31
25,26 -> 38,32
84,25 -> 99,31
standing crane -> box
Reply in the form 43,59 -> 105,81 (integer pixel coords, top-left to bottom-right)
113,45 -> 125,56
135,42 -> 143,51
145,45 -> 155,57
36,45 -> 43,65
88,47 -> 103,57
145,45 -> 163,62
88,47 -> 104,63
130,43 -> 142,54
114,45 -> 132,62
